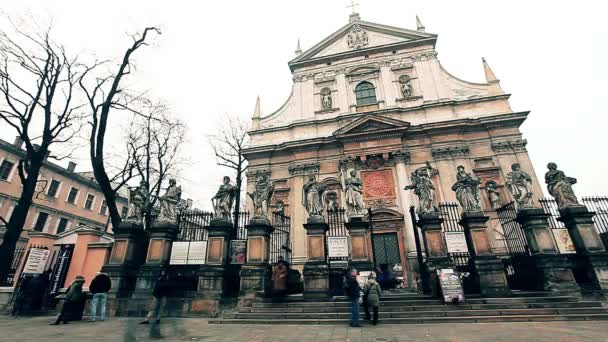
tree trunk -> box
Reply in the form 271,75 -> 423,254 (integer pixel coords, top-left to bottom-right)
91,157 -> 122,229
0,157 -> 43,283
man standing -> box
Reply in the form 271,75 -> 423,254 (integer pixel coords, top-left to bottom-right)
89,272 -> 111,321
343,268 -> 362,327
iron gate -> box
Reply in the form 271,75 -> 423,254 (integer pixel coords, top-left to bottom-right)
326,208 -> 348,296
0,239 -> 27,286
270,211 -> 291,264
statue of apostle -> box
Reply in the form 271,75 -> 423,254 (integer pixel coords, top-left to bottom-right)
344,170 -> 366,217
505,163 -> 534,208
451,165 -> 482,212
248,172 -> 274,218
405,161 -> 438,214
212,176 -> 237,219
158,178 -> 182,224
126,180 -> 148,225
302,175 -> 326,217
545,162 -> 580,209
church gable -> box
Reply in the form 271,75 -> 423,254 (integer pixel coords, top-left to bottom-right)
333,115 -> 410,140
290,20 -> 436,69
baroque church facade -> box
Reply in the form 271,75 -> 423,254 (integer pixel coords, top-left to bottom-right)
243,12 -> 543,288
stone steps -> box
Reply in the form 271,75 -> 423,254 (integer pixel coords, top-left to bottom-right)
209,314 -> 608,325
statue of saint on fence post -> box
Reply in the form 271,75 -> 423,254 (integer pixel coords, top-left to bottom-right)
405,161 -> 438,214
248,171 -> 274,222
505,163 -> 534,208
158,178 -> 182,225
545,162 -> 580,209
451,165 -> 482,212
302,174 -> 326,222
126,180 -> 149,226
212,176 -> 237,222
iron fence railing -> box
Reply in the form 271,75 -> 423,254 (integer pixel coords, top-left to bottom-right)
496,202 -> 529,255
270,211 -> 291,264
438,203 -> 470,267
0,240 -> 28,286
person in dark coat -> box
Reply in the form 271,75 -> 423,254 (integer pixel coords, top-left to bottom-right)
89,272 -> 111,321
52,275 -> 86,325
343,268 -> 362,328
11,274 -> 34,317
363,274 -> 382,325
140,270 -> 170,324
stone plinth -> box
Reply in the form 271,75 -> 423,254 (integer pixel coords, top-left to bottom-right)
345,217 -> 373,272
559,206 -> 608,291
417,212 -> 453,297
239,218 -> 274,304
517,207 -> 579,291
134,221 -> 179,295
460,211 -> 510,296
303,218 -> 330,300
102,222 -> 149,298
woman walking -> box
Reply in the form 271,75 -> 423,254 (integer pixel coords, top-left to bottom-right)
52,276 -> 86,325
363,274 -> 382,325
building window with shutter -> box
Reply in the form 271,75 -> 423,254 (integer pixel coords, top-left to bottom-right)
33,212 -> 49,232
67,187 -> 79,204
0,160 -> 15,181
84,194 -> 95,210
47,179 -> 61,198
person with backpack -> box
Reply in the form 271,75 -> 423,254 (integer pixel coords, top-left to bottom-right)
52,275 -> 86,325
89,272 -> 112,321
343,268 -> 362,328
363,273 -> 382,325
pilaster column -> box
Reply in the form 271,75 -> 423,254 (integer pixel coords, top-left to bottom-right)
393,152 -> 417,288
460,211 -> 510,296
559,206 -> 608,290
417,212 -> 453,297
102,222 -> 149,298
239,218 -> 274,305
345,217 -> 372,271
302,217 -> 330,300
516,207 -> 578,291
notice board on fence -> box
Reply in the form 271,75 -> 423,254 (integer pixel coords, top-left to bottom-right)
444,232 -> 468,253
23,248 -> 50,274
170,241 -> 208,265
437,268 -> 465,303
230,240 -> 247,264
327,236 -> 349,258
170,242 -> 190,265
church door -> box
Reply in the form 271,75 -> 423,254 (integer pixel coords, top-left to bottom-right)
372,232 -> 401,271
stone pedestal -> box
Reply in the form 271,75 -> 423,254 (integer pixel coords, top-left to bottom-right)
345,217 -> 373,272
239,218 -> 274,305
460,211 -> 510,296
134,222 -> 179,295
559,206 -> 608,290
517,207 -> 579,291
102,222 -> 149,298
303,216 -> 330,300
417,212 -> 453,297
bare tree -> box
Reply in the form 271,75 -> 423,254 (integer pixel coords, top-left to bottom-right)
208,115 -> 249,228
0,22 -> 83,281
79,27 -> 161,229
126,100 -> 185,227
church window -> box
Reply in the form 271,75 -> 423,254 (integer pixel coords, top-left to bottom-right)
354,81 -> 377,106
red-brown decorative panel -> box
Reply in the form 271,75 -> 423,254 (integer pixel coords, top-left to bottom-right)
361,169 -> 396,200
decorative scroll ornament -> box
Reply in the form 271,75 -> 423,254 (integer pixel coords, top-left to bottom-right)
346,24 -> 369,50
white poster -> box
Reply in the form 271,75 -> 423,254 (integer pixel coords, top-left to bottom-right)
445,232 -> 469,254
552,229 -> 576,254
22,248 -> 50,274
169,241 -> 190,265
327,236 -> 349,258
187,241 -> 208,264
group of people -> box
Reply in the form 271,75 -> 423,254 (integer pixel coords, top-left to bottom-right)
343,268 -> 382,327
51,271 -> 112,324
10,272 -> 50,317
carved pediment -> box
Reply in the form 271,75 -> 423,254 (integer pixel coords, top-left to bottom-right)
333,115 -> 410,141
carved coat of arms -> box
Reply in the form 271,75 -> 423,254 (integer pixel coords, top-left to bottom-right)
347,24 -> 369,49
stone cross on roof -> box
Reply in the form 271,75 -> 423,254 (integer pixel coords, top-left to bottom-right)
346,0 -> 359,14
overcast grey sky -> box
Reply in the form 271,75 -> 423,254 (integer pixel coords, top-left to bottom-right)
1,0 -> 607,209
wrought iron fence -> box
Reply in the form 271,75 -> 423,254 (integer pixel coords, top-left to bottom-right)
175,210 -> 213,242
438,203 -> 470,267
270,211 -> 291,264
0,240 -> 28,286
582,196 -> 608,247
233,211 -> 249,240
538,198 -> 565,229
495,202 -> 529,255
325,208 -> 348,262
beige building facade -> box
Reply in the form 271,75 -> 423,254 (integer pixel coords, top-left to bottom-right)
243,13 -> 543,288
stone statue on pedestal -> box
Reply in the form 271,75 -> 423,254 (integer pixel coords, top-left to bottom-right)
485,180 -> 504,209
505,163 -> 534,208
126,180 -> 148,225
158,178 -> 182,224
248,172 -> 274,218
344,170 -> 366,217
302,175 -> 326,217
212,176 -> 237,219
405,161 -> 438,214
451,165 -> 482,212
545,162 -> 580,209
321,88 -> 332,110
399,75 -> 412,98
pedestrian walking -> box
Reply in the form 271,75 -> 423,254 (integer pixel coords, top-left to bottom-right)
52,275 -> 86,325
140,270 -> 171,324
11,274 -> 33,317
343,268 -> 362,328
89,271 -> 111,322
363,273 -> 382,325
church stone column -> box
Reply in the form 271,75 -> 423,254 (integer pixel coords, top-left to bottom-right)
302,217 -> 330,300
417,212 -> 453,297
393,152 -> 417,288
290,174 -> 307,268
380,64 -> 396,107
336,72 -> 349,114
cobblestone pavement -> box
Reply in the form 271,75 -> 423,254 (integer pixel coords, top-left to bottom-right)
0,317 -> 607,342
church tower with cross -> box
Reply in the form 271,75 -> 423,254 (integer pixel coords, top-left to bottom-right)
243,11 -> 543,288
